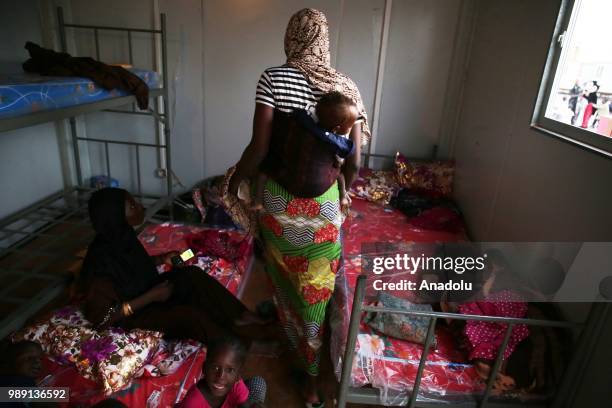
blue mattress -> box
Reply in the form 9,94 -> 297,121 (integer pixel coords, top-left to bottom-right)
0,69 -> 160,119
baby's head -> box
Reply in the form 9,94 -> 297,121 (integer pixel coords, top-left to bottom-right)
203,336 -> 247,398
315,91 -> 359,135
2,341 -> 43,379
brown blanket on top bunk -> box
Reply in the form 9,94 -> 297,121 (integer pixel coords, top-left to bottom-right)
22,41 -> 149,109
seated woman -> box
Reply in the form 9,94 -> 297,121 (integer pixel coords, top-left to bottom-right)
78,187 -> 265,343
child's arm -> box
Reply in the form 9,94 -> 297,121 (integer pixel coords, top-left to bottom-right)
342,123 -> 362,190
338,173 -> 351,213
337,173 -> 346,196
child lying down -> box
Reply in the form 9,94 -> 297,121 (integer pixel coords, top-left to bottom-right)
439,248 -> 566,392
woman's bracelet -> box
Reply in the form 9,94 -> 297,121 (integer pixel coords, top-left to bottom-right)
99,303 -> 119,328
122,302 -> 134,317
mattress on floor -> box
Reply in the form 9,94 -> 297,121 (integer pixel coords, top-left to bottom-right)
330,198 -> 554,404
138,223 -> 254,296
0,68 -> 160,119
39,347 -> 205,407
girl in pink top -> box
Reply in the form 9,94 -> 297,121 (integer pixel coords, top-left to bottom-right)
178,337 -> 262,408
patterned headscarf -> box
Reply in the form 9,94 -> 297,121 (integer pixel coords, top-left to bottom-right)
284,8 -> 371,145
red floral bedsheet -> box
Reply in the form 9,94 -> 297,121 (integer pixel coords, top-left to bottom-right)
331,198 -> 485,403
139,223 -> 255,297
39,349 -> 206,407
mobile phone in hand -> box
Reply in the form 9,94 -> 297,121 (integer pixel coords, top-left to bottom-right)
171,249 -> 195,266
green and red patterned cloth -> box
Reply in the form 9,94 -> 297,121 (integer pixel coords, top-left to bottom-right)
260,178 -> 343,375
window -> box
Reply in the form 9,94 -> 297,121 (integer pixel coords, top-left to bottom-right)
532,0 -> 612,157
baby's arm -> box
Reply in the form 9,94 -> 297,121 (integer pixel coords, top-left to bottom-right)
338,173 -> 351,212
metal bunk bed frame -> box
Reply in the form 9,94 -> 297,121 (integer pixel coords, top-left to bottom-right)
337,274 -> 590,408
0,7 -> 173,339
334,152 -> 602,407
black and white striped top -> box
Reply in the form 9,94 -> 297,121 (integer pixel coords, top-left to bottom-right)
255,65 -> 324,112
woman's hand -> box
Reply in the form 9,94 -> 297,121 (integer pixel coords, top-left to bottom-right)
147,281 -> 174,303
163,251 -> 180,265
153,251 -> 180,266
340,191 -> 352,214
229,172 -> 243,196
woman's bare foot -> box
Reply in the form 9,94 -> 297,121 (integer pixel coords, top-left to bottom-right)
493,372 -> 516,392
474,360 -> 491,380
474,360 -> 516,393
302,373 -> 323,406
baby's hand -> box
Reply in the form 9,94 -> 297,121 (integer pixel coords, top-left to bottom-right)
340,193 -> 352,214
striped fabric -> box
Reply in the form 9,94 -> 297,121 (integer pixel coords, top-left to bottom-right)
255,65 -> 324,112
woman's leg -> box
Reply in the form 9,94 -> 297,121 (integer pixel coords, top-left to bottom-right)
125,303 -> 227,343
260,179 -> 342,405
169,266 -> 274,340
266,262 -> 330,404
169,267 -> 247,326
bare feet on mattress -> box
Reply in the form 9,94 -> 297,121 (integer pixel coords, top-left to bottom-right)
474,361 -> 516,392
493,373 -> 516,392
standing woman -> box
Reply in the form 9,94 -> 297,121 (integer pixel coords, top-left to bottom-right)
229,8 -> 370,406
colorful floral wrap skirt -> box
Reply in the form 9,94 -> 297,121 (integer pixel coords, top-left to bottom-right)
260,179 -> 343,375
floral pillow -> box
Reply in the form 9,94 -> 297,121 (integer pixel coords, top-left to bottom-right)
365,292 -> 436,345
349,168 -> 400,205
142,339 -> 202,377
394,152 -> 454,196
12,307 -> 162,395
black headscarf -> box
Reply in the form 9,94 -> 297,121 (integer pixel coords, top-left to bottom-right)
80,188 -> 159,300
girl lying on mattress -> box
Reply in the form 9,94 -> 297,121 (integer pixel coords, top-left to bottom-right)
438,247 -> 566,392
77,188 -> 271,345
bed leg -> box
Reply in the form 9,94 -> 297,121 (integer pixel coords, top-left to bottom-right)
479,323 -> 513,408
337,274 -> 367,408
407,317 -> 437,408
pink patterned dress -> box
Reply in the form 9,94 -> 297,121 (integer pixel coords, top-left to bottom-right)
458,290 -> 529,361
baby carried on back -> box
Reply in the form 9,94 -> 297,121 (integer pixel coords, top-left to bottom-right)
253,91 -> 358,209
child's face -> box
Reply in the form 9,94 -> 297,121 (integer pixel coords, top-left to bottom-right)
316,103 -> 358,135
15,344 -> 43,378
203,347 -> 242,398
333,105 -> 359,136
